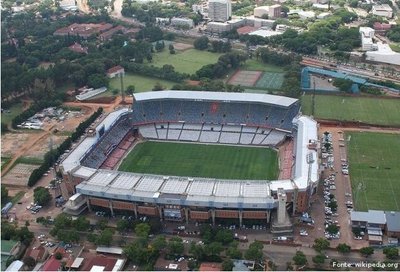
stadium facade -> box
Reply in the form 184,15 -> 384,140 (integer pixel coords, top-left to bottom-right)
61,91 -> 319,225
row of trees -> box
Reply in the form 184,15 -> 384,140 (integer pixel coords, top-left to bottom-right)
123,62 -> 189,82
195,52 -> 247,79
27,107 -> 103,187
194,36 -> 232,53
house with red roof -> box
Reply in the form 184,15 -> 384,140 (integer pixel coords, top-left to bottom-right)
106,65 -> 125,78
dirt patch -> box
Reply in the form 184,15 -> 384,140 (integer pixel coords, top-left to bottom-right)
1,133 -> 31,157
173,42 -> 193,51
24,135 -> 68,160
2,163 -> 40,187
83,96 -> 116,104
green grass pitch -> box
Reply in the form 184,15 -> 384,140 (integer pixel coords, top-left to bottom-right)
301,95 -> 400,126
119,141 -> 279,180
347,132 -> 400,211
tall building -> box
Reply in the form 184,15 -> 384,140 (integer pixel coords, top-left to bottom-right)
208,0 -> 232,22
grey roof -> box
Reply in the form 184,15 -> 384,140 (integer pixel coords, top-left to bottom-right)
351,210 -> 386,225
133,90 -> 298,107
385,211 -> 400,232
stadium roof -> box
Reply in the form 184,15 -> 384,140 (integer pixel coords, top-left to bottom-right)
133,91 -> 298,107
61,108 -> 129,173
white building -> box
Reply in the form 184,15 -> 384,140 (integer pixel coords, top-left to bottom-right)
207,21 -> 231,33
171,17 -> 194,28
298,11 -> 316,20
359,27 -> 376,51
208,0 -> 232,22
372,4 -> 393,18
254,5 -> 281,19
249,28 -> 283,38
366,43 -> 400,66
254,6 -> 269,18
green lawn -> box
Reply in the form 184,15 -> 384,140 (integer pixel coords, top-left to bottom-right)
347,132 -> 400,211
109,73 -> 175,93
242,59 -> 285,73
301,95 -> 400,126
150,49 -> 222,74
119,141 -> 278,180
1,103 -> 23,126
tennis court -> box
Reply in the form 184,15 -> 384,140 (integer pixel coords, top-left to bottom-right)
228,70 -> 263,87
255,72 -> 284,89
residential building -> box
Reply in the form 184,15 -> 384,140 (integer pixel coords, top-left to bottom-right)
372,4 -> 393,18
99,25 -> 126,41
385,211 -> 400,238
254,6 -> 269,18
207,21 -> 231,33
171,17 -> 194,28
268,4 -> 281,19
106,66 -> 125,79
208,0 -> 232,22
373,22 -> 392,34
68,43 -> 88,54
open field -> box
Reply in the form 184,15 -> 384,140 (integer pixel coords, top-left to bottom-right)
242,59 -> 285,73
347,132 -> 400,211
109,73 -> 175,93
151,49 -> 222,74
1,103 -> 23,126
301,95 -> 400,126
119,141 -> 279,180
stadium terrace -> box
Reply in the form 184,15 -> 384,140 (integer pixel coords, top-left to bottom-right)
61,91 -> 319,225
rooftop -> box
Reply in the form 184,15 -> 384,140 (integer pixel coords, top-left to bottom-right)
351,210 -> 386,225
133,91 -> 298,107
385,211 -> 400,232
199,262 -> 223,271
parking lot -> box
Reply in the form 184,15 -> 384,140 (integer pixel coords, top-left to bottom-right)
294,127 -> 369,249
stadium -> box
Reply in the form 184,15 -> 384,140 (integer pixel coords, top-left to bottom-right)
61,91 -> 319,229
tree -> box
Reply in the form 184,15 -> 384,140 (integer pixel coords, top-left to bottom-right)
205,242 -> 224,257
194,36 -> 209,50
360,247 -> 374,257
226,246 -> 242,259
326,224 -> 339,235
1,185 -> 9,205
244,241 -> 264,262
23,256 -> 36,268
167,237 -> 184,256
116,219 -> 130,233
55,252 -> 63,260
73,216 -> 90,231
97,219 -> 108,230
337,243 -> 351,254
33,187 -> 52,206
87,74 -> 109,89
222,259 -> 234,271
313,238 -> 330,252
312,254 -> 325,266
126,85 -> 135,95
215,229 -> 234,245
135,223 -> 151,237
151,235 -> 167,251
293,251 -> 307,266
383,247 -> 399,260
333,78 -> 353,93
152,82 -> 164,91
97,228 -> 114,246
155,41 -> 165,52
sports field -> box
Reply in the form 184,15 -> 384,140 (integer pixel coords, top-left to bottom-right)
347,132 -> 400,211
151,49 -> 222,74
119,141 -> 279,180
301,95 -> 400,126
109,73 -> 175,93
255,72 -> 284,89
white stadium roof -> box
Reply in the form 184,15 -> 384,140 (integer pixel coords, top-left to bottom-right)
134,91 -> 298,107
